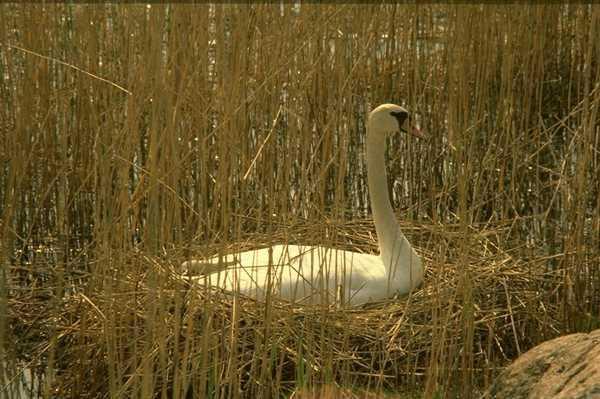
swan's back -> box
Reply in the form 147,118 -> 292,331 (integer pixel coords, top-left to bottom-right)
186,244 -> 420,305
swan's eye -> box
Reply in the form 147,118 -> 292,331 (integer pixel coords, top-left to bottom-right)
390,111 -> 409,132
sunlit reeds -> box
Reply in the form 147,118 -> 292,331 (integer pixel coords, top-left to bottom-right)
1,4 -> 599,398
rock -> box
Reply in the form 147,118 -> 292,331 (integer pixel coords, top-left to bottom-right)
485,329 -> 600,399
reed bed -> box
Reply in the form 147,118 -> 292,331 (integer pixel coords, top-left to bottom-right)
1,3 -> 599,398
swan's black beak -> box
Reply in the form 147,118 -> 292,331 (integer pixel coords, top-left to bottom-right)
391,111 -> 425,138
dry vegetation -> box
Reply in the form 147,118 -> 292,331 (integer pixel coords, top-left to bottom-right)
1,4 -> 599,399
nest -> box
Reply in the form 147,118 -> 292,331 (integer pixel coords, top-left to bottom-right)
6,223 -> 567,398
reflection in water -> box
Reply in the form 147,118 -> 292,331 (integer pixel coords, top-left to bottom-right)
2,363 -> 40,399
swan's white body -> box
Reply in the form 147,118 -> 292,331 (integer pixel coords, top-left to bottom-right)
183,104 -> 423,306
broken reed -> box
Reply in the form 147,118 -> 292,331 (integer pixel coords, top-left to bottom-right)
1,3 -> 599,399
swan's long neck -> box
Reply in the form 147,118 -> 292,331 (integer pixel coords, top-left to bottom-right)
366,126 -> 411,279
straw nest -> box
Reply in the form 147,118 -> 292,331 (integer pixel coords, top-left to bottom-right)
7,221 -> 566,398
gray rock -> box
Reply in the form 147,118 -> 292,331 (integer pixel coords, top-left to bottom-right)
484,329 -> 600,399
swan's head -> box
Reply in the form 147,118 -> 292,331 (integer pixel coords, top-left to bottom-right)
368,103 -> 423,138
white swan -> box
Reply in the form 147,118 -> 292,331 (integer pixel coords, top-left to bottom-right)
182,104 -> 424,306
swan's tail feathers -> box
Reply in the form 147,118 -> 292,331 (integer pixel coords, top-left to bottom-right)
181,259 -> 236,276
